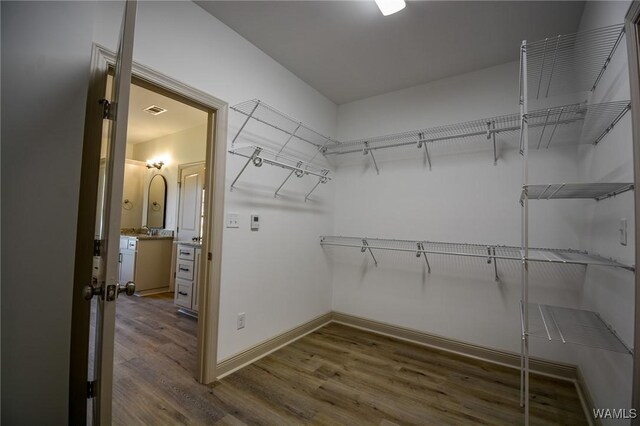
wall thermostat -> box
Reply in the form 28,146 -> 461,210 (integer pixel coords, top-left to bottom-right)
251,214 -> 259,231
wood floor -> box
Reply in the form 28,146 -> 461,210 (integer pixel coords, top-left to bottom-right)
112,293 -> 587,425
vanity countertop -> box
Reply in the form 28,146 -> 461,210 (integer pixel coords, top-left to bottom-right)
121,234 -> 174,241
174,241 -> 202,248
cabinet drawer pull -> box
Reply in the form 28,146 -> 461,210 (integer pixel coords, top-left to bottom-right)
179,267 -> 190,272
178,291 -> 188,296
119,253 -> 122,263
180,251 -> 190,256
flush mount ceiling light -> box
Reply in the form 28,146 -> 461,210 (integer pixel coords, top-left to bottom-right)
375,0 -> 406,16
143,105 -> 167,115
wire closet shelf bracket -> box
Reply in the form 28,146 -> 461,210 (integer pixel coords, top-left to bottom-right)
229,99 -> 336,201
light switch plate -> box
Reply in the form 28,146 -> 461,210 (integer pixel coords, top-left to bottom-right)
251,214 -> 259,231
226,213 -> 239,228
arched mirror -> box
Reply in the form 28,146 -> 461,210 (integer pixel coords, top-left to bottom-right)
147,174 -> 167,228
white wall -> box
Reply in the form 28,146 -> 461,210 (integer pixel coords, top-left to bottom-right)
1,1 -> 336,422
131,124 -> 208,230
575,1 -> 636,422
331,60 -> 589,365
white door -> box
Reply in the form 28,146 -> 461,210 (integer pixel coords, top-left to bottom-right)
69,1 -> 137,424
177,164 -> 205,243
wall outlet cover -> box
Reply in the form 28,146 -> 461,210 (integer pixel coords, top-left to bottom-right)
237,312 -> 246,330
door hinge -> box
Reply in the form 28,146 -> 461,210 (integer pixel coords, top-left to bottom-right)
93,239 -> 103,256
87,380 -> 97,399
99,98 -> 114,120
208,252 -> 212,261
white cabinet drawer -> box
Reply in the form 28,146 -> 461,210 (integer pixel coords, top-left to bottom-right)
177,245 -> 195,261
174,279 -> 192,308
176,260 -> 194,281
127,239 -> 137,250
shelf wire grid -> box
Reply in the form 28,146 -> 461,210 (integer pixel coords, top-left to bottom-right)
323,100 -> 630,156
228,145 -> 332,180
525,24 -> 625,98
231,99 -> 336,148
320,236 -> 634,271
522,182 -> 634,201
526,303 -> 632,354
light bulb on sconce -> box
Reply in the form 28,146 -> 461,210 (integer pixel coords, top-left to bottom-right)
146,160 -> 165,170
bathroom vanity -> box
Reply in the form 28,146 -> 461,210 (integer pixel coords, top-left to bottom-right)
174,242 -> 201,316
119,235 -> 173,295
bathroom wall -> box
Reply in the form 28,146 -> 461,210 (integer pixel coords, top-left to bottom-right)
131,124 -> 208,230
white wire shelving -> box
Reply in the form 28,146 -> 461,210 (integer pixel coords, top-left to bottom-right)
524,303 -> 632,354
322,100 -> 630,171
519,23 -> 633,425
320,236 -> 634,279
522,182 -> 634,201
228,145 -> 331,201
524,24 -> 625,99
229,99 -> 335,201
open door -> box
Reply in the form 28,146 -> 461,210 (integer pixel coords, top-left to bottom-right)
69,1 -> 137,424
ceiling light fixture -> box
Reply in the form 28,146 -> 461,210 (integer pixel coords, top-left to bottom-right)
374,0 -> 406,16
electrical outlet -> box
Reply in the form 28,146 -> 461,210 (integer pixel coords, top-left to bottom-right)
237,312 -> 246,330
620,218 -> 628,246
226,213 -> 239,228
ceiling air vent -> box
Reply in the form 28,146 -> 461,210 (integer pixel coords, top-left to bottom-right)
143,105 -> 167,116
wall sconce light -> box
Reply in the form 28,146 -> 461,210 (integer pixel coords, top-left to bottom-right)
146,160 -> 164,170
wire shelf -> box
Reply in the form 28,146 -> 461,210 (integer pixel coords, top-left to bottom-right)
522,182 -> 634,201
231,99 -> 336,148
228,145 -> 331,200
524,24 -> 625,99
323,101 -> 630,157
525,303 -> 632,354
320,236 -> 634,271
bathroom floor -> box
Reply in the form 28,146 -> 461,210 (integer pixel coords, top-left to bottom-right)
110,294 -> 587,425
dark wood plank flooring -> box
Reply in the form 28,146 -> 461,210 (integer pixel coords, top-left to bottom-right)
112,293 -> 587,425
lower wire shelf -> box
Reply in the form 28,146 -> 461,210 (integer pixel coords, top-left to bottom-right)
524,302 -> 632,354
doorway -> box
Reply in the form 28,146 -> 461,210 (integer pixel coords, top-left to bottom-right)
71,43 -> 228,424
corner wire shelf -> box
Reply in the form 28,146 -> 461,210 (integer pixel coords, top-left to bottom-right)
520,23 -> 631,425
229,99 -> 336,201
229,145 -> 331,201
523,302 -> 632,354
522,182 -> 634,201
524,23 -> 625,99
320,236 -> 634,280
322,100 -> 630,170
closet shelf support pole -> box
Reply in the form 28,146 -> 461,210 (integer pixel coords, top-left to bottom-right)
536,109 -> 551,150
361,239 -> 378,267
418,132 -> 432,170
305,170 -> 329,202
230,147 -> 262,191
363,142 -> 379,175
594,103 -> 631,145
487,123 -> 498,165
231,101 -> 260,145
274,161 -> 303,198
417,242 -> 431,273
309,137 -> 331,164
277,123 -> 301,155
546,107 -> 564,149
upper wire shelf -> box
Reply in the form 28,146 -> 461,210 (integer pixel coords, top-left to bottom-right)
522,182 -> 634,201
231,99 -> 337,148
320,236 -> 634,276
323,100 -> 630,160
229,145 -> 331,201
523,23 -> 625,99
524,302 -> 632,354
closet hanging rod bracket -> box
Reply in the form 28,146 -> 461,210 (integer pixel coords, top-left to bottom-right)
361,239 -> 378,267
230,147 -> 262,191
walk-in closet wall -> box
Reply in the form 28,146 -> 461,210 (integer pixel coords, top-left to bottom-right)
574,1 -> 635,418
330,60 -> 588,364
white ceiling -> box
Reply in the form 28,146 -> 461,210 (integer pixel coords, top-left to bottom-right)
196,1 -> 585,105
106,75 -> 208,145
127,83 -> 208,144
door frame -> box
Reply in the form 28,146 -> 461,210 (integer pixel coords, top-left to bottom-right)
625,1 -> 640,421
71,43 -> 227,417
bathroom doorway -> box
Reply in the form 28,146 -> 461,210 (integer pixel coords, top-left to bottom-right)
71,43 -> 228,424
